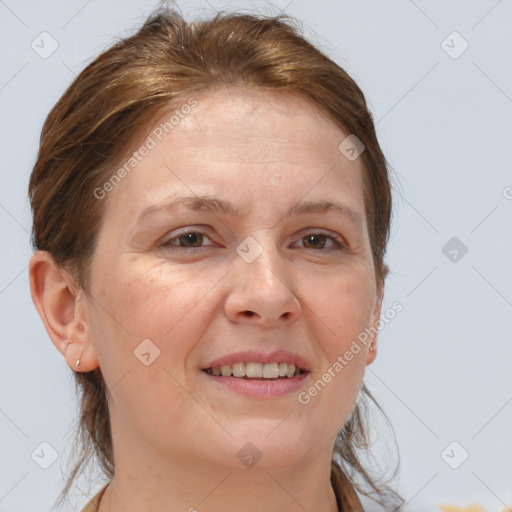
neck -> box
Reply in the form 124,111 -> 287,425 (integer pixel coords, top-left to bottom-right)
99,466 -> 340,512
98,403 -> 344,512
98,443 -> 340,512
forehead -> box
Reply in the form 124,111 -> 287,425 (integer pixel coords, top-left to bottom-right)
101,87 -> 367,227
167,87 -> 348,159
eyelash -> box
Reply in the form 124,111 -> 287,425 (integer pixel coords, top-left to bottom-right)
161,229 -> 345,253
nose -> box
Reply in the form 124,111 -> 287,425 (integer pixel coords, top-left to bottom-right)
224,236 -> 301,327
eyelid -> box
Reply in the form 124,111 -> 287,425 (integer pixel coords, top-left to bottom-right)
292,231 -> 345,250
161,226 -> 346,252
161,227 -> 216,248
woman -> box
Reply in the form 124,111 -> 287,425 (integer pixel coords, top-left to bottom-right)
28,6 -> 403,511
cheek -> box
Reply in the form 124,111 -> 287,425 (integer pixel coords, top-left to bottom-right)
302,268 -> 374,416
90,260 -> 223,379
309,269 -> 375,348
88,263 -> 220,429
95,259 -> 211,336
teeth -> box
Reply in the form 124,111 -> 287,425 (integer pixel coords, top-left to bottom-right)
232,362 -> 245,378
262,362 -> 279,379
246,362 -> 263,378
206,362 -> 303,378
220,365 -> 232,377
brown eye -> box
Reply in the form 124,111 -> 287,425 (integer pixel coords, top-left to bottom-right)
296,233 -> 342,250
302,234 -> 328,249
163,230 -> 212,250
175,232 -> 204,247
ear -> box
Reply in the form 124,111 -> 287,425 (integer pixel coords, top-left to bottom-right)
28,250 -> 99,372
365,279 -> 384,366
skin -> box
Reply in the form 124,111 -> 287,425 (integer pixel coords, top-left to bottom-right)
29,87 -> 383,512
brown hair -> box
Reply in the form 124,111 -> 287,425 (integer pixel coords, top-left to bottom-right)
28,6 -> 402,510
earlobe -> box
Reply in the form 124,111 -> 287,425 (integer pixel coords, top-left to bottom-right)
366,344 -> 377,366
28,250 -> 99,372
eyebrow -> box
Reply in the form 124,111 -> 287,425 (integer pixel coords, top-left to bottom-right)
136,195 -> 363,227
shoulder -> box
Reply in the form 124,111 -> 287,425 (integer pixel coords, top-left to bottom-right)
81,483 -> 109,512
358,493 -> 442,511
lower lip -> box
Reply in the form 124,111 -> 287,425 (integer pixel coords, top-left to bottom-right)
201,371 -> 310,398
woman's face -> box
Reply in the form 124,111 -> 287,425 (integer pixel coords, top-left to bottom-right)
81,87 -> 382,473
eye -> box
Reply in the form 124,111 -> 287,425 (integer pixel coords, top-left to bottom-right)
160,229 -> 345,253
293,232 -> 344,251
161,229 -> 214,251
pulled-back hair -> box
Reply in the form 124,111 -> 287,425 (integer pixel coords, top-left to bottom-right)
28,6 -> 402,510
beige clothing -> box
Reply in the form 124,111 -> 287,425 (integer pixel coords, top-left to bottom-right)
81,484 -> 108,512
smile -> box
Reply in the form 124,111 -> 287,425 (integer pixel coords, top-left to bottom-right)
201,364 -> 310,398
203,361 -> 306,379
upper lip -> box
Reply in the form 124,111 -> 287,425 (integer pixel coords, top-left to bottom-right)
202,350 -> 311,372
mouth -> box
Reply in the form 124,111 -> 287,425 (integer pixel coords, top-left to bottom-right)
202,361 -> 309,380
200,351 -> 312,397
201,362 -> 310,398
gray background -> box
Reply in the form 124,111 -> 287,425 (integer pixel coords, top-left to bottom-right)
1,0 -> 511,511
